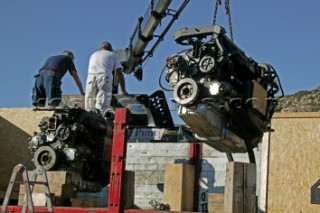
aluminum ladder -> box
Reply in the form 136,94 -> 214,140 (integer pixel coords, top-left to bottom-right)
1,164 -> 53,213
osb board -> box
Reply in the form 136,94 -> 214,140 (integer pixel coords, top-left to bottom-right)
0,108 -> 53,192
267,112 -> 320,212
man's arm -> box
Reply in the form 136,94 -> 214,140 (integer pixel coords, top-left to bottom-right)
71,70 -> 85,96
115,68 -> 127,94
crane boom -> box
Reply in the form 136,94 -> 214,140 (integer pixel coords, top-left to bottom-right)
114,0 -> 190,78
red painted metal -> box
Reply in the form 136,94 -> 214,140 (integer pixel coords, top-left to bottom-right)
108,108 -> 128,213
2,206 -> 109,213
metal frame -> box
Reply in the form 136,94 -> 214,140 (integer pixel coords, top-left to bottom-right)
1,108 -> 202,213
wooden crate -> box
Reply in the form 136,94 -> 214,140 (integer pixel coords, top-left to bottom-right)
122,170 -> 135,210
71,198 -> 96,207
163,163 -> 195,211
243,163 -> 256,213
224,162 -> 256,213
18,193 -> 55,207
18,171 -> 75,206
208,193 -> 224,213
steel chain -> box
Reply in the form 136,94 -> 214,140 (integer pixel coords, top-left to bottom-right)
212,0 -> 221,25
212,0 -> 234,41
224,0 -> 234,41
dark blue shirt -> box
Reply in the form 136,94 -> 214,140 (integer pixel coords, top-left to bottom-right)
39,55 -> 76,79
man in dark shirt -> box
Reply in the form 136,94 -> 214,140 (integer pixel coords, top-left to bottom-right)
32,50 -> 85,107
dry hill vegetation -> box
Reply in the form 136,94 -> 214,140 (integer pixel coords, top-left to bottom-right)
275,87 -> 320,112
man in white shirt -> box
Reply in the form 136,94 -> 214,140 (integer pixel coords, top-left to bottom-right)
85,41 -> 127,114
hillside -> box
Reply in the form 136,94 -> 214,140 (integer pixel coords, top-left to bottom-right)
275,88 -> 320,112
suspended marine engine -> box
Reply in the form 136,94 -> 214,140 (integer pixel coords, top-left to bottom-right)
163,25 -> 283,160
27,106 -> 109,189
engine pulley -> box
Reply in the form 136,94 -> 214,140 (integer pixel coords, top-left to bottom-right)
199,55 -> 216,73
56,125 -> 71,141
33,146 -> 57,170
173,78 -> 200,106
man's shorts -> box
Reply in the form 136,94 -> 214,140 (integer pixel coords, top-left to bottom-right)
32,71 -> 62,106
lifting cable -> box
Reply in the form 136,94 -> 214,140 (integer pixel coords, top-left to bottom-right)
212,0 -> 234,41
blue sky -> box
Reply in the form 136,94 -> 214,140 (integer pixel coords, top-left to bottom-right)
0,0 -> 319,122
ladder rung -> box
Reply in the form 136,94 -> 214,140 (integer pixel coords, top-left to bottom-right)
29,181 -> 49,185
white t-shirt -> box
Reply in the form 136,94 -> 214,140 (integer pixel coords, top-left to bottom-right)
87,50 -> 123,79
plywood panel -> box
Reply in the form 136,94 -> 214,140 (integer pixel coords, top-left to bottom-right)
225,162 -> 244,213
18,193 -> 48,207
163,163 -> 195,211
0,108 -> 53,193
267,112 -> 320,212
208,193 -> 224,213
225,162 -> 256,213
243,163 -> 256,213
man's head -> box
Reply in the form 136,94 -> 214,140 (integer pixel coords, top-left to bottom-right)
62,50 -> 75,60
100,41 -> 113,51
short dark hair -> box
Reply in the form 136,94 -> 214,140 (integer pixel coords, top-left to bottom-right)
62,50 -> 75,60
100,41 -> 113,51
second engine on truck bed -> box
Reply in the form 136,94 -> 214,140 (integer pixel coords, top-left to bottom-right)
163,25 -> 283,155
27,106 -> 109,190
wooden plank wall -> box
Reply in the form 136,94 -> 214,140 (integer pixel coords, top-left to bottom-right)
265,112 -> 320,212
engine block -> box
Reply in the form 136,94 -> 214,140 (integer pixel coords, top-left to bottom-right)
164,25 -> 283,153
28,106 -> 109,190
